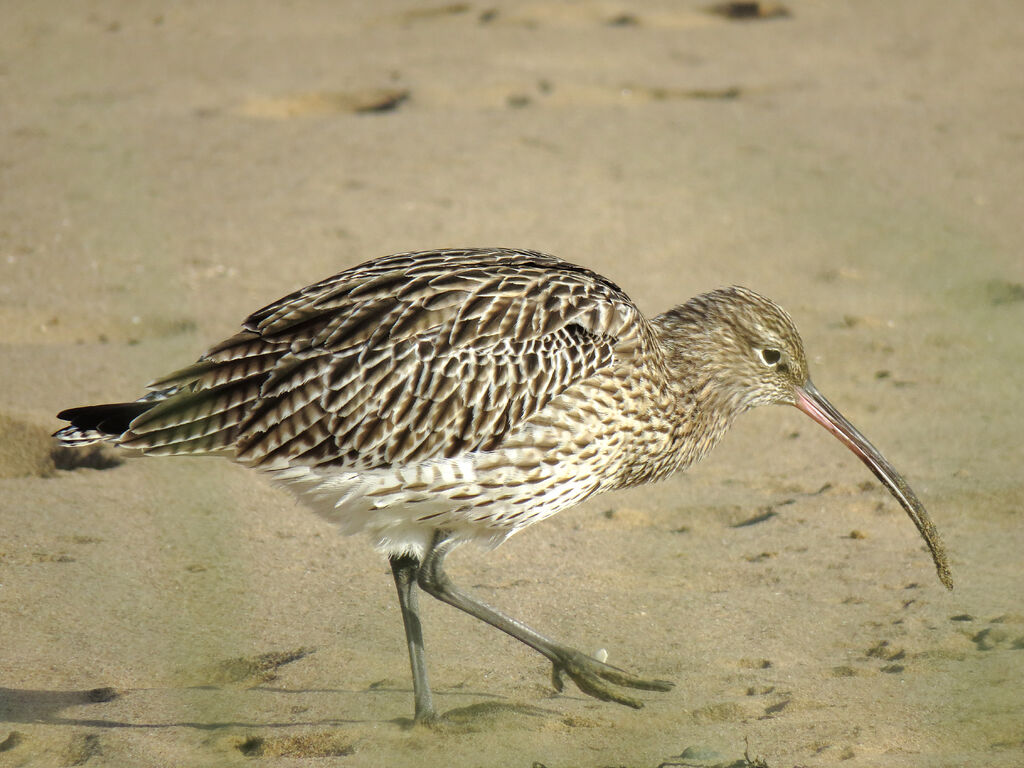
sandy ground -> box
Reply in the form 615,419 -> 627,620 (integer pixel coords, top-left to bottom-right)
2,1 -> 1023,766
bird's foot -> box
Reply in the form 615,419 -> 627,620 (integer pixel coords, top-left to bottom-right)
549,648 -> 674,708
412,708 -> 440,727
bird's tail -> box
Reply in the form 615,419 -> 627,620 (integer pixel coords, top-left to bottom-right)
53,402 -> 157,446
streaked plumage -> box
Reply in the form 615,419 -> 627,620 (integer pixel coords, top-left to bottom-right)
55,247 -> 951,723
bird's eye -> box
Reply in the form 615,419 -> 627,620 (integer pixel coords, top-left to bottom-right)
759,348 -> 781,366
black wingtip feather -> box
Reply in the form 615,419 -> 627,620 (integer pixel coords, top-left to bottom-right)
57,402 -> 154,436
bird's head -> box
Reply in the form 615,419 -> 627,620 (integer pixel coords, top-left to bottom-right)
658,286 -> 953,591
661,285 -> 810,412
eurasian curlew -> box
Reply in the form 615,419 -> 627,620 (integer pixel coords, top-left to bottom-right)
55,248 -> 952,723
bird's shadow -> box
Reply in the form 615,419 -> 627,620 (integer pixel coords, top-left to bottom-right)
0,685 -> 359,730
0,684 -> 555,731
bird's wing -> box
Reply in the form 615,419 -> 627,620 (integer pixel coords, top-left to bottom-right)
121,249 -> 645,470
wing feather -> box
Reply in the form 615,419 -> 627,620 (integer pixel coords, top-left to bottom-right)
119,248 -> 648,470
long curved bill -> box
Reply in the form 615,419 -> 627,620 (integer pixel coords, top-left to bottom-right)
793,381 -> 953,590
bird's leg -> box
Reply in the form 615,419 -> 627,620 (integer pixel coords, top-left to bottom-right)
389,553 -> 435,724
417,532 -> 674,709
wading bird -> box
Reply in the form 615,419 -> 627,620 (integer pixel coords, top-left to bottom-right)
55,248 -> 952,723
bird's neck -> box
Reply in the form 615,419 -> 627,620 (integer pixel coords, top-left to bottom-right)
618,308 -> 749,485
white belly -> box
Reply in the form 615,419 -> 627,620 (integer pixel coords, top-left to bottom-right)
266,442 -> 607,559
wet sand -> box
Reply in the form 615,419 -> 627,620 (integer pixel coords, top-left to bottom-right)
2,1 -> 1023,766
